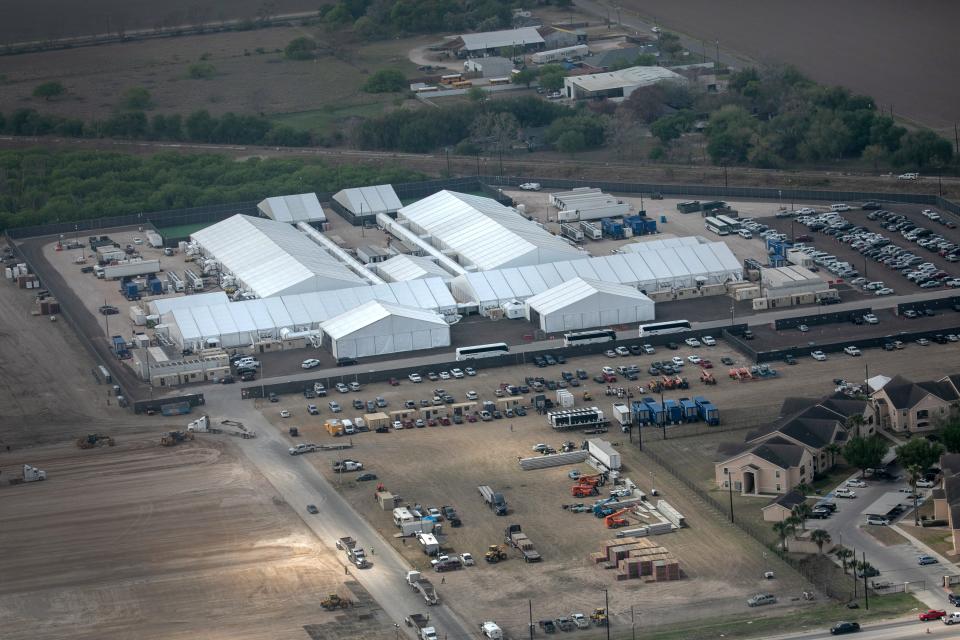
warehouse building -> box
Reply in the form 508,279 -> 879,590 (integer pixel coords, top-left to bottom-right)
257,193 -> 327,225
374,254 -> 456,282
190,215 -> 365,298
156,278 -> 457,351
564,66 -> 684,100
444,27 -> 544,58
760,265 -> 827,298
321,300 -> 450,359
550,187 -> 631,222
463,56 -> 515,78
450,241 -> 741,313
397,190 -> 582,271
331,184 -> 402,225
525,277 -> 654,332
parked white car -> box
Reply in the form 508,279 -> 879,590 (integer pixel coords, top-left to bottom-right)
519,182 -> 541,191
846,479 -> 867,488
811,350 -> 827,361
451,368 -> 465,378
834,488 -> 857,498
408,373 -> 423,383
671,356 -> 684,367
301,358 -> 321,369
279,409 -> 291,418
862,314 -> 879,324
459,552 -> 475,566
916,479 -> 935,488
687,355 -> 702,364
701,335 -> 716,346
685,337 -> 701,347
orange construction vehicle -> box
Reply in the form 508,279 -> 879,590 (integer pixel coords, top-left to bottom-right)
571,483 -> 599,498
578,473 -> 607,487
700,369 -> 717,385
605,508 -> 631,529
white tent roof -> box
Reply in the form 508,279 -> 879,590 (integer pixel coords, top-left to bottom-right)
526,277 -> 652,316
459,27 -> 543,51
333,184 -> 402,216
451,241 -> 742,306
321,300 -> 448,341
376,254 -> 454,282
399,190 -> 581,271
257,193 -> 327,224
191,214 -> 363,298
623,236 -> 705,252
149,291 -> 230,316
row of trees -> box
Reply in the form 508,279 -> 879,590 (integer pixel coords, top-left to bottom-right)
0,150 -> 422,231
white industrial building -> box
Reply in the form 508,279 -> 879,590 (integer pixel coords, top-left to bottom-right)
375,254 -> 456,282
453,27 -> 544,57
564,66 -> 684,100
156,277 -> 457,350
463,56 -> 514,78
257,193 -> 327,224
550,187 -> 631,222
321,300 -> 450,359
190,215 -> 365,298
148,291 -> 230,317
397,190 -> 581,271
761,265 -> 827,297
332,184 -> 402,220
451,241 -> 741,313
525,277 -> 654,332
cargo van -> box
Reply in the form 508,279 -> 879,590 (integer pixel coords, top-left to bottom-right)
341,418 -> 355,434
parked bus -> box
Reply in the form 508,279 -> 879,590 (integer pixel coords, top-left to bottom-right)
488,77 -> 511,85
451,80 -> 474,89
563,329 -> 617,347
440,73 -> 463,85
704,216 -> 730,236
715,214 -> 741,231
455,342 -> 509,360
638,320 -> 692,337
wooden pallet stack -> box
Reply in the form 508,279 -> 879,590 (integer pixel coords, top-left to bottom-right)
591,538 -> 681,582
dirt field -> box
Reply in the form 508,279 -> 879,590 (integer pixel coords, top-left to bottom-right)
0,1 -> 319,44
0,28 -> 422,124
0,433 -> 393,640
623,0 -> 960,134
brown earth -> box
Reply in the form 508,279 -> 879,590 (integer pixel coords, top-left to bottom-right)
624,0 -> 960,134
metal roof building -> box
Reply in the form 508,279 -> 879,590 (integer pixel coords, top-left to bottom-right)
257,193 -> 327,224
458,27 -> 543,53
761,265 -> 827,297
398,190 -> 582,271
190,215 -> 364,298
564,66 -> 684,100
375,254 -> 456,282
148,291 -> 230,317
622,236 -> 705,252
321,300 -> 450,359
525,277 -> 654,332
450,241 -> 742,313
161,278 -> 457,350
332,184 -> 402,220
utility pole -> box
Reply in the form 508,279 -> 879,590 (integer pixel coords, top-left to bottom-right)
714,39 -> 720,70
852,546 -> 857,600
528,599 -> 534,640
659,386 -> 666,440
635,403 -> 643,451
631,605 -> 636,640
726,469 -> 734,522
862,551 -> 869,610
604,589 -> 610,640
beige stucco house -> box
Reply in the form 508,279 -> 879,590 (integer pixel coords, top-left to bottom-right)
870,374 -> 960,433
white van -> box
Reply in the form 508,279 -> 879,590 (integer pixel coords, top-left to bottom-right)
866,515 -> 889,526
738,229 -> 753,239
341,418 -> 355,434
830,203 -> 851,212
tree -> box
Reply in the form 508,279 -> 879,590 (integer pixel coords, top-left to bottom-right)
362,69 -> 407,93
791,503 -> 812,531
188,63 -> 216,79
467,86 -> 486,103
842,436 -> 887,477
835,547 -> 853,574
942,417 -> 960,453
810,529 -> 832,554
896,437 -> 945,473
658,32 -> 683,58
772,520 -> 795,550
122,87 -> 152,110
185,110 -> 217,142
893,129 -> 953,170
906,464 -> 925,525
844,414 -> 866,438
285,37 -> 319,60
33,81 -> 65,101
622,83 -> 667,124
555,130 -> 586,154
539,68 -> 566,92
512,69 -> 537,88
824,443 -> 843,469
470,111 -> 519,155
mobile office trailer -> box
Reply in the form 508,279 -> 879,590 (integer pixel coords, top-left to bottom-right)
587,438 -> 621,470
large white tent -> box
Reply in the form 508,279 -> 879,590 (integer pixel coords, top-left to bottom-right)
321,300 -> 450,359
191,215 -> 364,298
257,193 -> 327,224
397,190 -> 581,271
525,277 -> 654,332
332,184 -> 402,217
160,278 -> 457,350
622,236 -> 704,252
451,241 -> 742,312
148,291 -> 229,317
375,254 -> 455,282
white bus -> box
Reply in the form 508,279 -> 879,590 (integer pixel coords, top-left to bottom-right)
563,329 -> 617,347
716,214 -> 741,231
704,216 -> 730,236
638,320 -> 692,337
455,342 -> 510,360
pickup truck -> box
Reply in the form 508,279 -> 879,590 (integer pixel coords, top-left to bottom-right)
333,459 -> 363,472
405,614 -> 438,640
288,443 -> 317,456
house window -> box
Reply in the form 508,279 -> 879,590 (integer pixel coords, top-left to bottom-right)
723,480 -> 729,488
723,467 -> 728,474
800,466 -> 806,477
917,409 -> 929,419
776,484 -> 781,492
775,471 -> 781,478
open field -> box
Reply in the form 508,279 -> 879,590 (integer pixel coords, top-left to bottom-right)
622,0 -> 960,134
0,28 -> 424,125
0,1 -> 319,44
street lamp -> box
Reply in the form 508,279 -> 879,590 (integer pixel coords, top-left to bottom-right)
725,468 -> 735,523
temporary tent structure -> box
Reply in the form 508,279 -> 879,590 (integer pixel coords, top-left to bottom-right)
525,277 -> 654,332
321,300 -> 450,359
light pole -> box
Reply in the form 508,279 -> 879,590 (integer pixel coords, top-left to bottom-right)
604,588 -> 610,640
725,468 -> 734,522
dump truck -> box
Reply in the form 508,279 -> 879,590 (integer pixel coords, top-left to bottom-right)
160,430 -> 193,446
9,464 -> 47,484
76,433 -> 115,449
335,536 -> 368,568
478,485 -> 508,515
505,524 -> 542,563
484,544 -> 508,563
405,614 -> 438,640
406,570 -> 438,605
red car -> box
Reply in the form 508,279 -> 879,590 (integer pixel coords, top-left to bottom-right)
919,609 -> 945,621
700,360 -> 714,369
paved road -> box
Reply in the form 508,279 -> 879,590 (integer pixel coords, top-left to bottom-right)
200,384 -> 475,640
769,617 -> 956,639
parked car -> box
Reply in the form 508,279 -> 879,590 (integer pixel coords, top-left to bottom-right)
301,358 -> 321,369
684,337 -> 701,347
408,373 -> 423,383
843,346 -> 861,356
919,610 -> 946,621
917,555 -> 938,566
829,621 -> 860,635
747,593 -> 776,607
811,350 -> 827,361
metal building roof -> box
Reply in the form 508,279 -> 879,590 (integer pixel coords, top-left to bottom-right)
623,236 -> 704,252
459,27 -> 543,51
525,277 -> 653,316
398,190 -> 582,271
257,193 -> 327,224
376,254 -> 454,282
321,300 -> 448,340
332,184 -> 402,216
191,215 -> 364,298
148,291 -> 230,316
566,66 -> 683,92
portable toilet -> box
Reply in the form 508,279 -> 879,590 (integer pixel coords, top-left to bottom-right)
679,398 -> 698,422
660,215 -> 667,223
148,278 -> 164,295
124,281 -> 139,299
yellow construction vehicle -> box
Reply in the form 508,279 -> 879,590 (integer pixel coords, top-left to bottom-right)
160,430 -> 194,447
76,433 -> 115,449
484,544 -> 508,563
590,608 -> 608,626
321,594 -> 351,610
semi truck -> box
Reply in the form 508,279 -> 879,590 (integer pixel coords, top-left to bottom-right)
9,464 -> 47,484
405,614 -> 438,640
406,570 -> 439,605
478,485 -> 508,515
505,524 -> 542,563
103,259 -> 161,280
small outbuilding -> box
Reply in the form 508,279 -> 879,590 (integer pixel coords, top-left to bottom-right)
525,277 -> 654,332
257,193 -> 327,225
320,300 -> 450,359
331,184 -> 402,225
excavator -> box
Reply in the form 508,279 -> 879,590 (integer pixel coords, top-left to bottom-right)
321,594 -> 351,610
76,433 -> 115,449
484,544 -> 508,563
605,508 -> 631,529
571,483 -> 599,498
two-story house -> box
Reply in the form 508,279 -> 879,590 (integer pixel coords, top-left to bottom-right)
870,374 -> 960,433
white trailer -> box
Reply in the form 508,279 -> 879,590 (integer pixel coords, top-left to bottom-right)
548,406 -> 605,430
556,389 -> 575,408
611,402 -> 631,427
416,532 -> 440,556
184,269 -> 204,292
480,621 -> 504,639
103,259 -> 161,279
145,230 -> 163,248
587,438 -> 621,470
531,44 -> 589,64
580,220 -> 602,240
167,271 -> 185,292
560,223 -> 584,243
406,570 -> 439,605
